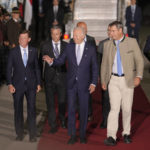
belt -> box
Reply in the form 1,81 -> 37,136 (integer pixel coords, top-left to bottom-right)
112,73 -> 125,77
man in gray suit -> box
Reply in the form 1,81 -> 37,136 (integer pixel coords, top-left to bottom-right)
101,21 -> 144,146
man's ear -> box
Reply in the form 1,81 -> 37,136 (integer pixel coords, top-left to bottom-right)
28,38 -> 31,42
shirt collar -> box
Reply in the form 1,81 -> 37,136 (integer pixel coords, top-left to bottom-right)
131,5 -> 136,9
76,40 -> 85,47
20,45 -> 28,50
13,18 -> 18,22
114,35 -> 125,45
52,40 -> 60,45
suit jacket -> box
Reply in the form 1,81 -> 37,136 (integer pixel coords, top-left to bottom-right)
53,42 -> 98,90
6,19 -> 22,46
40,40 -> 67,82
97,38 -> 109,75
46,4 -> 64,27
7,46 -> 41,91
97,38 -> 109,54
33,0 -> 48,19
125,5 -> 142,31
144,35 -> 150,61
101,37 -> 144,88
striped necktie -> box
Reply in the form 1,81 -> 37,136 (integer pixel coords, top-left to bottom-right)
54,43 -> 59,58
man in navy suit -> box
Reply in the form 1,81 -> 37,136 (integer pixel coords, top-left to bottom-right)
45,0 -> 65,38
7,30 -> 41,142
70,22 -> 96,121
125,0 -> 142,42
43,27 -> 98,144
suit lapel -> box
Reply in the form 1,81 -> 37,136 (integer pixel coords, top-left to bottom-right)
119,38 -> 128,69
27,46 -> 32,67
111,41 -> 116,65
50,41 -> 55,58
78,42 -> 88,66
18,46 -> 25,67
60,41 -> 63,55
72,43 -> 78,65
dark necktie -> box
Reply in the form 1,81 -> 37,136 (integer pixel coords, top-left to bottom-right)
54,43 -> 59,58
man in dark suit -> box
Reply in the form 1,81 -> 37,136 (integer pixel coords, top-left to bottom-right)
143,35 -> 150,73
144,35 -> 150,61
32,0 -> 48,42
43,27 -> 98,144
70,21 -> 96,121
97,25 -> 112,129
40,25 -> 67,134
125,0 -> 142,42
45,0 -> 64,38
7,30 -> 41,142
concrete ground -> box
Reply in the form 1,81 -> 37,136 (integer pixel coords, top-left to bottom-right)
0,85 -> 46,150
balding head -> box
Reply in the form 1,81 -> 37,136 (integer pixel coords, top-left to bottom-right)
73,27 -> 85,44
77,22 -> 87,34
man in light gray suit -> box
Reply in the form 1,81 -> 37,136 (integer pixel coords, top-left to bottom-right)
101,21 -> 144,146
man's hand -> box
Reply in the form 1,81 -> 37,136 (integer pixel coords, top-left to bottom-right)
43,55 -> 54,64
130,23 -> 135,28
8,84 -> 16,94
102,84 -> 107,91
37,85 -> 41,93
89,84 -> 96,94
11,44 -> 16,48
134,77 -> 141,87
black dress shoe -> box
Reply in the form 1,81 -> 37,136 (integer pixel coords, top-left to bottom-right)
100,120 -> 107,129
29,137 -> 37,142
48,127 -> 58,134
67,136 -> 77,145
61,120 -> 67,129
16,135 -> 24,141
80,138 -> 87,144
123,134 -> 132,144
104,136 -> 117,146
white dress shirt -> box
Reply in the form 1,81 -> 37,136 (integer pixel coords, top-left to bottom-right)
75,41 -> 85,65
52,40 -> 61,55
131,5 -> 136,20
20,45 -> 29,60
112,36 -> 124,74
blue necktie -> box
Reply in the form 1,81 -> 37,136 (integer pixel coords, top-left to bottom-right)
116,41 -> 122,76
54,43 -> 59,58
23,48 -> 27,67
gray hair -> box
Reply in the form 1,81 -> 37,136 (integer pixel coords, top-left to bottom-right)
73,27 -> 86,36
51,25 -> 62,33
109,21 -> 123,31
